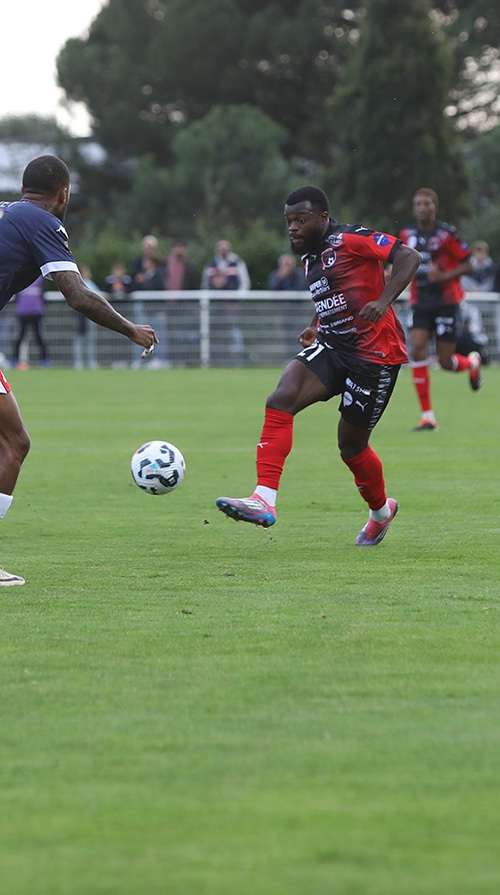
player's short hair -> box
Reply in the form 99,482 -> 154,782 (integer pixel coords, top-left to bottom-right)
285,186 -> 329,213
22,155 -> 70,195
413,187 -> 438,208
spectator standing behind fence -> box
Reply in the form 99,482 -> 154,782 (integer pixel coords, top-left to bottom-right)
134,255 -> 165,291
104,262 -> 133,299
460,240 -> 497,293
12,276 -> 49,369
165,239 -> 200,365
398,188 -> 481,432
104,262 -> 135,365
130,235 -> 165,288
165,239 -> 199,291
133,255 -> 169,367
129,237 -> 165,367
201,240 -> 250,366
73,265 -> 100,369
268,253 -> 308,359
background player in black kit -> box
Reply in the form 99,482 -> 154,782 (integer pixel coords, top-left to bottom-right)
399,188 -> 480,432
216,186 -> 421,546
0,155 -> 158,585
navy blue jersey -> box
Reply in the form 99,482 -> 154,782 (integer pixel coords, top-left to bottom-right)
0,199 -> 78,311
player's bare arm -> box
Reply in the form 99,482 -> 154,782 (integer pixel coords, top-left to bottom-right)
298,313 -> 319,347
426,257 -> 473,283
51,270 -> 158,348
359,244 -> 421,323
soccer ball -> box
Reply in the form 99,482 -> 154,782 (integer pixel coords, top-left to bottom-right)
131,441 -> 185,495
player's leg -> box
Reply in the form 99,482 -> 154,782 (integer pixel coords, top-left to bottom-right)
0,380 -> 30,585
216,355 -> 329,526
12,317 -> 29,367
436,309 -> 482,391
0,387 -> 30,493
32,316 -> 49,365
409,319 -> 437,430
338,363 -> 399,546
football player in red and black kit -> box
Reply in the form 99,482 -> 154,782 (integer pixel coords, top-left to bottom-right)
399,188 -> 480,432
216,186 -> 421,546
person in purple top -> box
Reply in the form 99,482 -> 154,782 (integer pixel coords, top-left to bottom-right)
0,155 -> 158,586
12,276 -> 49,368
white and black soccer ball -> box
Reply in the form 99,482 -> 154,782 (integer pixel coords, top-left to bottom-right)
131,440 -> 185,495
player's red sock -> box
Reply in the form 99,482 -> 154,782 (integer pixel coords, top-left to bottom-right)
411,362 -> 432,413
342,445 -> 387,511
256,407 -> 294,490
451,353 -> 472,372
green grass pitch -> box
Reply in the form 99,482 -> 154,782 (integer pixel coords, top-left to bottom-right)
1,364 -> 499,895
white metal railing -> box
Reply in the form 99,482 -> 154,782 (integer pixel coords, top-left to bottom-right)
1,289 -> 498,368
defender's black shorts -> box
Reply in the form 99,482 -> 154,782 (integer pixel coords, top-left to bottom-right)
296,340 -> 400,430
407,304 -> 460,342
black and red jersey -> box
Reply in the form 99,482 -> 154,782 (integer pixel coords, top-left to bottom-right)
398,220 -> 470,306
302,220 -> 408,365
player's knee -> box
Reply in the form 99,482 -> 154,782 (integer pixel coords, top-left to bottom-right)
0,429 -> 31,466
18,429 -> 31,461
338,427 -> 370,460
266,389 -> 294,413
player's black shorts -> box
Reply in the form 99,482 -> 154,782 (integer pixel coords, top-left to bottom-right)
407,304 -> 459,342
296,340 -> 400,430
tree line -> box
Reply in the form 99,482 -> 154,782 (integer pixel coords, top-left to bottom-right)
2,0 -> 500,286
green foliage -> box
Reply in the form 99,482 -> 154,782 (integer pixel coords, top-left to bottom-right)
458,125 -> 500,256
57,0 -> 174,160
2,365 -> 500,893
69,222 -> 169,288
48,0 -> 500,248
327,0 -> 471,231
111,154 -> 178,237
0,114 -> 71,145
107,105 -> 295,237
193,216 -> 290,289
67,198 -> 287,290
466,123 -> 500,202
460,201 -> 500,261
56,0 -> 363,164
228,219 -> 290,289
70,106 -> 301,284
169,105 -> 296,230
439,1 -> 500,134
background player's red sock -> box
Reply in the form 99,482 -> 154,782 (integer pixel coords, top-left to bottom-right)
342,445 -> 386,511
411,361 -> 432,413
255,408 -> 294,490
451,353 -> 472,372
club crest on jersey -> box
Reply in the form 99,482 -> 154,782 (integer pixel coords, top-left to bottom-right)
321,247 -> 336,269
428,236 -> 442,252
372,233 -> 391,247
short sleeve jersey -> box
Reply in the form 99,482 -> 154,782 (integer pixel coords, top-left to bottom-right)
303,220 -> 408,365
398,220 -> 470,306
0,199 -> 79,311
